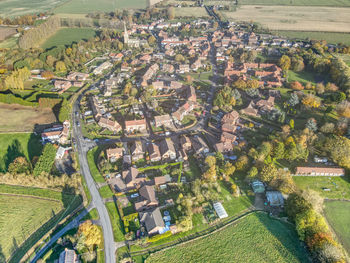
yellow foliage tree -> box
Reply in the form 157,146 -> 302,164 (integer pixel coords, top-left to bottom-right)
78,220 -> 102,251
302,95 -> 320,108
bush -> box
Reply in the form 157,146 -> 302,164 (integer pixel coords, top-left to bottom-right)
146,231 -> 172,243
33,144 -> 57,176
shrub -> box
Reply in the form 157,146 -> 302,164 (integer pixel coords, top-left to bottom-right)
146,231 -> 172,243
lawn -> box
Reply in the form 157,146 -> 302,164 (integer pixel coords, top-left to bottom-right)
0,0 -> 66,17
239,0 -> 350,6
175,7 -> 209,18
324,201 -> 350,253
54,0 -> 147,14
87,147 -> 106,183
105,201 -> 125,242
287,70 -> 323,85
99,185 -> 114,199
41,27 -> 97,49
0,103 -> 56,133
0,184 -> 83,262
222,6 -> 350,32
146,212 -> 308,263
0,133 -> 43,173
273,31 -> 350,45
293,176 -> 350,199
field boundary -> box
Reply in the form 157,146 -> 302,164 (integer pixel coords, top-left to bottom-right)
128,208 -> 261,258
0,192 -> 63,203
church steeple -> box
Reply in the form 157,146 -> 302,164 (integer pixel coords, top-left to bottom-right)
123,21 -> 129,44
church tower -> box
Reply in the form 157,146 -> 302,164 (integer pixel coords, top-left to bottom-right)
123,21 -> 129,45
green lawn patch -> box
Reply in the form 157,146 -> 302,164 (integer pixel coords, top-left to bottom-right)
324,201 -> 350,253
0,184 -> 82,263
106,201 -> 125,242
0,133 -> 43,173
0,0 -> 66,17
287,70 -> 320,85
184,155 -> 202,181
293,176 -> 350,199
82,208 -> 99,221
41,27 -> 97,49
54,0 -> 147,14
99,185 -> 114,199
146,212 -> 308,263
87,147 -> 105,183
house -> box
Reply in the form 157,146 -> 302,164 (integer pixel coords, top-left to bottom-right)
59,248 -> 78,263
191,136 -> 209,155
221,132 -> 236,144
154,176 -> 167,185
106,148 -> 123,162
180,135 -> 192,151
135,185 -> 159,211
125,119 -> 147,133
54,80 -> 71,94
160,138 -> 176,160
154,115 -> 173,128
185,86 -> 197,102
214,141 -> 234,153
67,72 -> 89,81
41,125 -> 64,143
294,167 -> 345,176
122,167 -> 145,188
314,156 -> 328,163
148,143 -> 161,162
172,102 -> 194,122
170,81 -> 183,89
222,110 -> 239,125
60,120 -> 70,144
178,64 -> 190,73
93,61 -> 112,75
240,101 -> 259,117
139,208 -> 165,236
152,81 -> 164,90
98,117 -> 122,133
256,96 -> 275,112
130,141 -> 145,161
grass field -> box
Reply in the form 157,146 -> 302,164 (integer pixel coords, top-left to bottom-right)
99,185 -> 114,199
146,212 -> 308,263
0,0 -> 67,17
87,147 -> 106,184
238,0 -> 350,6
106,201 -> 125,242
175,7 -> 209,17
54,0 -> 147,14
222,6 -> 350,32
0,103 -> 56,133
273,31 -> 350,45
0,195 -> 62,260
287,70 -> 323,85
41,27 -> 97,49
293,176 -> 350,199
324,201 -> 350,253
0,133 -> 43,173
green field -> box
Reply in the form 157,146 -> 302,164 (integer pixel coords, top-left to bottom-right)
273,31 -> 350,45
0,184 -> 82,263
54,0 -> 147,14
146,212 -> 308,263
41,27 -> 97,49
0,195 -> 62,260
99,185 -> 114,199
324,201 -> 350,253
293,176 -> 350,199
0,0 -> 67,17
87,147 -> 106,183
0,133 -> 43,173
238,0 -> 350,6
106,201 -> 125,242
287,70 -> 321,85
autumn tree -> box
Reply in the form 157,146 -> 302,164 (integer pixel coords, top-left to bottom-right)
336,101 -> 350,118
8,156 -> 31,175
259,164 -> 277,183
223,162 -> 236,177
246,79 -> 259,89
302,94 -> 320,108
205,155 -> 216,167
290,81 -> 304,90
55,61 -> 67,72
76,220 -> 102,252
41,71 -> 54,80
279,55 -> 291,71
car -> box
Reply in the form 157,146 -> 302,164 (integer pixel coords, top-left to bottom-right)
76,121 -> 80,127
130,193 -> 139,198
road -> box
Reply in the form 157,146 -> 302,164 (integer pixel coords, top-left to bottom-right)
30,209 -> 89,263
72,100 -> 116,263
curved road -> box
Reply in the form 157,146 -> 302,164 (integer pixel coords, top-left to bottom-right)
72,101 -> 116,263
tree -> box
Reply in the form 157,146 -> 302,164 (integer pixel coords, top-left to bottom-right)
336,101 -> 350,118
301,190 -> 324,213
285,193 -> 312,221
306,118 -> 318,132
259,164 -> 277,183
320,122 -> 335,134
235,155 -> 249,171
315,83 -> 325,94
202,165 -> 216,182
33,144 -> 56,176
223,162 -> 236,177
290,81 -> 304,90
77,220 -> 102,252
273,141 -> 285,159
55,61 -> 67,72
176,215 -> 192,232
41,71 -> 54,80
8,156 -> 31,175
233,79 -> 247,90
279,55 -> 291,71
246,79 -> 259,89
148,35 -> 156,45
325,136 -> 350,169
289,119 -> 294,129
295,209 -> 328,241
287,93 -> 299,107
302,94 -> 320,108
59,99 -> 71,123
205,155 -> 216,167
247,167 -> 258,179
175,54 -> 185,62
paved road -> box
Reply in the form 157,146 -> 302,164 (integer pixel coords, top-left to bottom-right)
72,101 -> 116,263
30,209 -> 89,263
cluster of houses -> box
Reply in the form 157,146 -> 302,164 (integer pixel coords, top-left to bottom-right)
41,120 -> 70,145
53,72 -> 89,94
104,134 -> 209,235
214,110 -> 240,153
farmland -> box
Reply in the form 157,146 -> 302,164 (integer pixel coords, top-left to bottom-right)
146,212 -> 308,263
272,31 -> 350,45
0,0 -> 66,17
41,27 -> 97,49
0,103 -> 56,133
221,6 -> 350,32
0,132 -> 43,173
324,201 -> 350,253
238,0 -> 350,6
175,7 -> 209,18
54,0 -> 147,14
0,194 -> 62,260
293,176 -> 350,199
